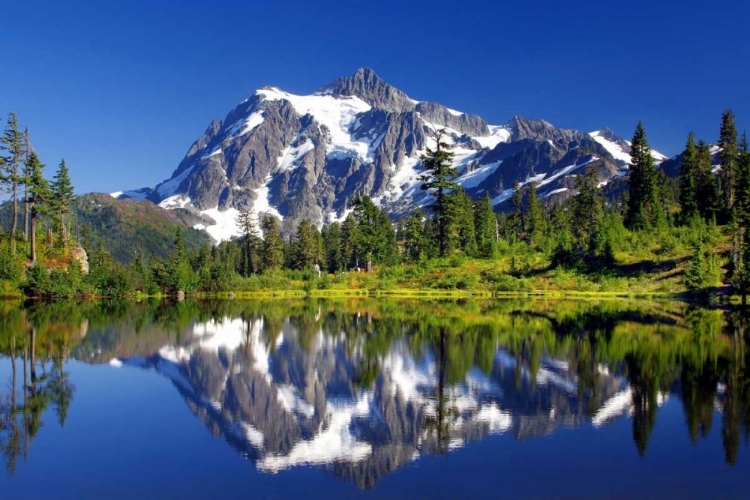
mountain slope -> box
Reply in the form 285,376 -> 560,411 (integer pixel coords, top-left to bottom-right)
114,68 -> 667,242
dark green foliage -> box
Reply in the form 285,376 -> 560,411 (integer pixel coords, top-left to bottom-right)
50,159 -> 76,245
1,113 -> 25,240
293,219 -> 322,270
524,183 -> 545,246
696,141 -> 720,221
718,109 -> 738,217
473,193 -> 497,259
261,215 -> 285,271
402,208 -> 428,262
679,132 -> 699,222
419,130 -> 459,256
572,165 -> 604,254
351,195 -> 398,266
626,122 -> 661,229
321,222 -> 344,273
445,188 -> 476,256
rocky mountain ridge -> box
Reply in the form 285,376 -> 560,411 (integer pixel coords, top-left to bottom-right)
112,68 -> 668,242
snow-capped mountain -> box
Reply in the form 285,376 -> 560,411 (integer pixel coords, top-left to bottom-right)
112,68 -> 667,242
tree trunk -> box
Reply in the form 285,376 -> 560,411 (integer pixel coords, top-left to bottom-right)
23,187 -> 29,242
11,181 -> 17,240
30,209 -> 37,265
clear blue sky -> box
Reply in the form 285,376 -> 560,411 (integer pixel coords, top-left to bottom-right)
2,0 -> 748,195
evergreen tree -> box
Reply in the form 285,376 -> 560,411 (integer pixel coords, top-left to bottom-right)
340,213 -> 359,269
403,208 -> 427,262
524,182 -> 545,246
445,188 -> 476,255
351,195 -> 398,267
293,219 -> 321,270
718,109 -> 738,217
50,159 -> 76,246
0,113 -> 25,242
26,152 -> 51,265
235,208 -> 260,275
321,222 -> 344,273
679,132 -> 700,222
511,180 -> 524,238
473,192 -> 497,258
418,130 -> 458,256
696,140 -> 720,221
732,133 -> 750,298
626,122 -> 660,229
260,216 -> 285,271
572,165 -> 604,255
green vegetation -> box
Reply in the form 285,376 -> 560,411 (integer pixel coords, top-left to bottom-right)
1,111 -> 749,302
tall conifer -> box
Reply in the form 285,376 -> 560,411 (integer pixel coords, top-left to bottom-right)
679,132 -> 699,222
418,130 -> 458,256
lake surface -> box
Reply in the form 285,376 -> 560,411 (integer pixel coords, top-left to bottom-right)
0,298 -> 749,499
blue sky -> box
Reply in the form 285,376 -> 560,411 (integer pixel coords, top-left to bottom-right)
2,0 -> 748,195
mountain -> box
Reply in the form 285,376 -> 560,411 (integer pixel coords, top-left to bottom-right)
113,68 -> 668,242
74,193 -> 212,263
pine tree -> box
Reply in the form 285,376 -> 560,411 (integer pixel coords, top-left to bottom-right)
696,140 -> 720,221
572,165 -> 604,255
340,213 -> 359,269
321,222 -> 344,273
26,152 -> 51,265
418,130 -> 458,256
473,192 -> 497,258
235,208 -> 260,275
50,159 -> 76,246
293,219 -> 321,270
403,208 -> 427,262
22,128 -> 32,241
732,133 -> 750,298
718,109 -> 738,218
0,113 -> 26,242
525,182 -> 545,246
260,216 -> 285,271
626,122 -> 660,229
511,180 -> 524,238
445,188 -> 476,255
679,132 -> 700,222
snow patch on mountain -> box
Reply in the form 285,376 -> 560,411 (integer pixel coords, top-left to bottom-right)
257,87 -> 374,162
200,207 -> 241,242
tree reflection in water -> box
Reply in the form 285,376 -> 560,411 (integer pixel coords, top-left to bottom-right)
0,298 -> 749,486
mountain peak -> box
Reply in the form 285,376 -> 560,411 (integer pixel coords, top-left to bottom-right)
317,67 -> 416,113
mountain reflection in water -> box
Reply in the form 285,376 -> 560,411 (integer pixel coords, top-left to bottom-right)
1,298 -> 749,491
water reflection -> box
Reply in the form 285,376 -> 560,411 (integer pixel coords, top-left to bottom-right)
0,299 -> 749,488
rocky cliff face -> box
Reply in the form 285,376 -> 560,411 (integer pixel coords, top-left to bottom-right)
113,68 -> 668,242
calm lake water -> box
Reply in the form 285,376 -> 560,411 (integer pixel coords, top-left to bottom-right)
0,298 -> 749,499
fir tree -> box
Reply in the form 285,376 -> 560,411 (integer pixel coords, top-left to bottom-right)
718,109 -> 738,217
445,188 -> 476,255
260,216 -> 285,271
26,152 -> 51,265
235,208 -> 260,275
511,180 -> 523,238
321,222 -> 344,273
572,165 -> 604,255
403,208 -> 427,262
0,113 -> 26,242
340,214 -> 359,269
524,183 -> 545,246
50,159 -> 76,246
293,219 -> 321,270
418,130 -> 458,256
473,192 -> 497,258
679,132 -> 700,222
696,140 -> 720,221
626,122 -> 660,229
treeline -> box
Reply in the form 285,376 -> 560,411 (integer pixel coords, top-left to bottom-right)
3,110 -> 748,298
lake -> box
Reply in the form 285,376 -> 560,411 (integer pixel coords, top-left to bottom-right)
0,298 -> 749,499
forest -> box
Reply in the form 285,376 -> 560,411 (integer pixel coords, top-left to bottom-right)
1,110 -> 748,301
